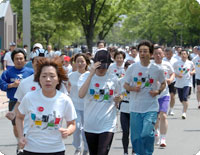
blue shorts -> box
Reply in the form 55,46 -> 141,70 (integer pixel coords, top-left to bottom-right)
177,86 -> 190,102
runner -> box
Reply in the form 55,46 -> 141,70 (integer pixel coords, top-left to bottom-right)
124,40 -> 166,155
16,57 -> 77,155
173,50 -> 195,119
79,49 -> 121,155
153,46 -> 175,147
68,53 -> 90,155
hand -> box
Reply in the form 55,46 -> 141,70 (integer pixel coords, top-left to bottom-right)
149,90 -> 159,97
166,79 -> 172,85
113,95 -> 122,103
133,86 -> 140,92
5,111 -> 16,120
59,128 -> 70,138
177,74 -> 183,78
18,137 -> 27,149
89,62 -> 101,75
13,79 -> 20,87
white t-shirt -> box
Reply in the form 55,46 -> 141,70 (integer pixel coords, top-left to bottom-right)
173,59 -> 194,88
15,74 -> 68,134
119,77 -> 130,113
152,60 -> 174,97
125,54 -> 140,63
68,71 -> 89,110
108,62 -> 125,79
124,62 -> 165,113
78,72 -> 120,133
163,57 -> 178,66
192,55 -> 200,80
3,51 -> 14,66
18,89 -> 77,153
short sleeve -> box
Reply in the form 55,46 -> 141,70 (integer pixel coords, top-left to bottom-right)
63,96 -> 77,122
124,64 -> 133,84
14,82 -> 25,102
18,94 -> 29,115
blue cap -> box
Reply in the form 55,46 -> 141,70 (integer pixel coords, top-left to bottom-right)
197,46 -> 200,51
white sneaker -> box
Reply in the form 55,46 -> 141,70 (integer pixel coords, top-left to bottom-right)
168,110 -> 175,116
154,130 -> 160,145
160,138 -> 167,147
182,113 -> 186,119
74,150 -> 81,155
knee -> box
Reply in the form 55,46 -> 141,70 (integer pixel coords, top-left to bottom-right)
160,112 -> 167,121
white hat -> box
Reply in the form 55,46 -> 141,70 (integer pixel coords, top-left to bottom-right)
33,43 -> 43,49
9,42 -> 16,46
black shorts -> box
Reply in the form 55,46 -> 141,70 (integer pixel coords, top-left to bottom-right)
8,100 -> 17,126
196,79 -> 200,85
168,82 -> 176,94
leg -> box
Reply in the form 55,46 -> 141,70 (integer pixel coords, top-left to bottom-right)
80,111 -> 88,152
141,112 -> 157,155
182,86 -> 190,113
120,112 -> 130,154
196,80 -> 200,108
72,110 -> 82,152
130,112 -> 143,154
97,132 -> 114,155
85,132 -> 98,155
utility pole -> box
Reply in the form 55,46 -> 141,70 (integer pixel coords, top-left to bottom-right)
23,0 -> 30,60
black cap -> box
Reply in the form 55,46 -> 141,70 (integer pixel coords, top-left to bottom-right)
94,49 -> 113,69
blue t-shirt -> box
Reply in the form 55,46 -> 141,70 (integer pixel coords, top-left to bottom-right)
0,66 -> 34,100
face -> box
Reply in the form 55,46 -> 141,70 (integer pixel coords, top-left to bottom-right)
115,54 -> 124,65
153,48 -> 164,62
13,53 -> 26,69
164,51 -> 173,59
139,45 -> 151,63
130,49 -> 138,58
75,56 -> 87,71
181,51 -> 188,60
47,45 -> 52,52
10,45 -> 16,52
96,68 -> 107,76
39,66 -> 59,92
98,43 -> 105,49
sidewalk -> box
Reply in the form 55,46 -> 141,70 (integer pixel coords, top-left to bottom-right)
0,90 -> 8,118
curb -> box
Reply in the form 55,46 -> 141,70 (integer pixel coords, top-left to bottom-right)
0,108 -> 7,119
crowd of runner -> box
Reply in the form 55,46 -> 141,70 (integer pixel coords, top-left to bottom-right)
0,40 -> 200,155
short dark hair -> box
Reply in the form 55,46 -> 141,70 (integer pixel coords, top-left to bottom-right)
114,51 -> 126,59
97,40 -> 106,47
137,40 -> 154,54
34,57 -> 68,90
164,47 -> 172,52
180,49 -> 189,55
11,48 -> 26,61
130,46 -> 137,50
23,45 -> 28,48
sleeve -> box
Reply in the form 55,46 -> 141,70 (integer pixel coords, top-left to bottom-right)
14,82 -> 25,102
64,96 -> 77,122
0,71 -> 9,91
77,72 -> 90,89
158,67 -> 166,83
124,64 -> 133,84
3,53 -> 8,61
168,63 -> 174,75
18,94 -> 29,115
60,83 -> 68,95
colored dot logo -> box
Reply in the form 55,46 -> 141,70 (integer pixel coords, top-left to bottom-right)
114,69 -> 117,72
37,106 -> 44,112
138,72 -> 142,76
31,86 -> 36,91
95,83 -> 100,87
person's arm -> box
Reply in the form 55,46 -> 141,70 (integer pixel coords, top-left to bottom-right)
166,73 -> 175,85
79,62 -> 101,98
59,120 -> 76,138
3,60 -> 7,70
149,81 -> 166,97
16,110 -> 27,149
124,82 -> 140,92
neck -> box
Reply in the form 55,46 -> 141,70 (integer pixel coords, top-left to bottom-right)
141,60 -> 150,66
78,69 -> 86,74
42,89 -> 56,98
182,59 -> 186,62
117,62 -> 123,67
155,60 -> 162,64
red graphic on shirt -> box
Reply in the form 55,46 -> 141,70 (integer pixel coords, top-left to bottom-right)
114,69 -> 117,72
149,78 -> 154,84
138,72 -> 142,76
95,83 -> 100,87
31,86 -> 36,91
38,106 -> 44,112
109,90 -> 114,95
55,118 -> 61,124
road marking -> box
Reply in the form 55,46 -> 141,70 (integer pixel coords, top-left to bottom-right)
196,150 -> 200,155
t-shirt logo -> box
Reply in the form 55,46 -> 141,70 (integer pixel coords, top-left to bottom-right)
133,72 -> 154,88
195,60 -> 200,67
89,83 -> 113,101
179,65 -> 189,75
114,69 -> 125,78
31,109 -> 61,130
31,86 -> 36,91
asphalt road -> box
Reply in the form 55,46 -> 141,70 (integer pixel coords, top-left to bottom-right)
0,93 -> 200,155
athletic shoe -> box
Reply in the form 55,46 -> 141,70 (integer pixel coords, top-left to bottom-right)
17,149 -> 24,155
168,110 -> 174,116
83,150 -> 89,155
74,150 -> 81,155
160,138 -> 167,147
182,113 -> 186,119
